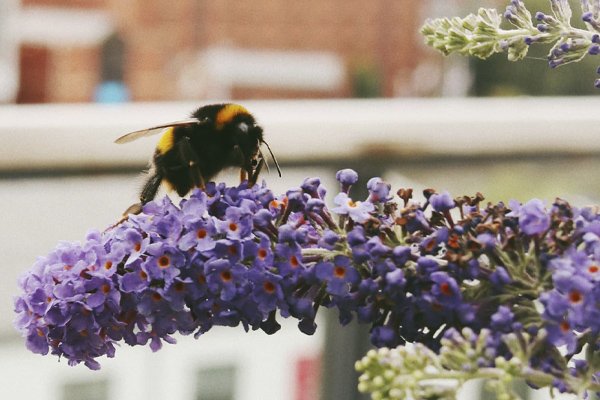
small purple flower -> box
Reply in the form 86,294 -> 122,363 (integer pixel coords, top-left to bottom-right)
144,243 -> 184,285
134,196 -> 183,239
117,227 -> 150,265
318,229 -> 339,250
475,233 -> 495,251
245,232 -> 274,270
430,272 -> 461,309
490,266 -> 512,287
305,197 -> 324,213
248,269 -> 283,313
370,325 -> 400,348
215,207 -> 253,240
336,169 -> 359,194
332,193 -> 374,223
85,276 -> 121,309
417,257 -> 440,275
384,269 -> 405,292
25,325 -> 50,355
405,209 -> 430,233
430,190 -> 455,212
366,177 -> 392,204
160,277 -> 193,311
515,199 -> 551,236
119,259 -> 151,293
364,236 -> 391,261
275,243 -> 304,280
316,256 -> 360,296
545,320 -> 578,354
205,258 -> 248,302
540,291 -> 569,320
301,177 -> 322,198
490,305 -> 514,332
285,189 -> 308,213
181,191 -> 208,222
347,225 -> 366,247
391,245 -> 411,265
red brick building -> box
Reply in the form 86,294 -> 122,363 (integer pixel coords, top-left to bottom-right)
15,0 -> 429,103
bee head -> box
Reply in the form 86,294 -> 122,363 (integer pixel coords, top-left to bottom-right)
192,103 -> 278,178
206,104 -> 263,165
231,116 -> 264,167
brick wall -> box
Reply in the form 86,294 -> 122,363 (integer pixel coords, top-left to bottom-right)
18,0 -> 425,102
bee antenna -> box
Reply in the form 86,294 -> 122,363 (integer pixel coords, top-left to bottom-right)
262,140 -> 281,177
258,147 -> 271,174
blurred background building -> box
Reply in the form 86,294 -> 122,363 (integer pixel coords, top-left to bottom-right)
7,0 -> 437,104
2,0 -> 600,399
4,0 -> 597,104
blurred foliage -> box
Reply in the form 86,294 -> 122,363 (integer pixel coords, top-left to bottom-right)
351,63 -> 383,98
470,0 -> 600,96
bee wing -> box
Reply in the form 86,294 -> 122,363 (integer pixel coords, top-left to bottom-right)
114,118 -> 203,144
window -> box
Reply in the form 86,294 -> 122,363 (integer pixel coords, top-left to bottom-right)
61,380 -> 109,400
196,365 -> 237,400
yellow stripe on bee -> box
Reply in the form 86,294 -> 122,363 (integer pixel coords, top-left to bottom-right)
215,104 -> 249,130
157,127 -> 175,154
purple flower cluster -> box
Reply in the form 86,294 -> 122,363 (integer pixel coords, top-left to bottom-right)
14,169 -> 600,392
423,0 -> 600,89
530,0 -> 600,82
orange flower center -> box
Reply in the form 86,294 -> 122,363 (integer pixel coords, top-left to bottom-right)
334,266 -> 346,278
221,270 -> 232,282
569,290 -> 583,304
158,255 -> 170,268
440,282 -> 453,296
290,255 -> 299,268
263,281 -> 276,293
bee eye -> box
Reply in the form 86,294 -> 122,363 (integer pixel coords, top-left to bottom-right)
237,122 -> 248,134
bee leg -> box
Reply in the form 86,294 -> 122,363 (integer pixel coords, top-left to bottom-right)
105,205 -> 140,232
177,137 -> 205,190
105,172 -> 164,232
140,172 -> 164,205
123,202 -> 143,216
239,168 -> 248,183
248,158 -> 265,186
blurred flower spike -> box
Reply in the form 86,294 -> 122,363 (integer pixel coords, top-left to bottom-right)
421,0 -> 600,87
14,169 -> 600,399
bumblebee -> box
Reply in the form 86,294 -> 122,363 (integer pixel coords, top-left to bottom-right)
115,103 -> 281,216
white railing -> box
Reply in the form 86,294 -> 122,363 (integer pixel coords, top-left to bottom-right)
2,97 -> 600,172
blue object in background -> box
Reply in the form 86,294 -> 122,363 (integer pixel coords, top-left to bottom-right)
94,80 -> 130,103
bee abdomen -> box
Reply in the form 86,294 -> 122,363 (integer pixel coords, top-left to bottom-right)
156,127 -> 176,154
